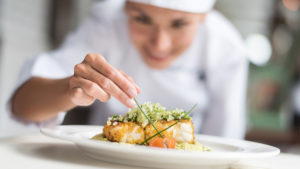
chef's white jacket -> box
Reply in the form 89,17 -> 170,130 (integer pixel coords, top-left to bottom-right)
9,0 -> 249,139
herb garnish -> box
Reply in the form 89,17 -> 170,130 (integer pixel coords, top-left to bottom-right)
134,98 -> 163,138
141,103 -> 197,145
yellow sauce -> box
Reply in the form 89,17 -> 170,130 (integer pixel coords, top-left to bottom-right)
91,134 -> 108,141
175,142 -> 211,151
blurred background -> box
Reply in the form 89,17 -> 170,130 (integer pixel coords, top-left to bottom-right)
0,0 -> 299,153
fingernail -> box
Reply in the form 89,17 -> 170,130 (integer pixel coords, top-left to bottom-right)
136,86 -> 141,94
127,88 -> 137,98
126,99 -> 136,108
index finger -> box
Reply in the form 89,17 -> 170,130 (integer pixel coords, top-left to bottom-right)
84,53 -> 139,98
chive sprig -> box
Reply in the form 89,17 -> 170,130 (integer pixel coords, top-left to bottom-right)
134,98 -> 163,138
141,103 -> 197,145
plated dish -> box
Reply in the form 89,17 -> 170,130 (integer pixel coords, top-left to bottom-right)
41,102 -> 280,168
41,125 -> 280,169
94,102 -> 209,151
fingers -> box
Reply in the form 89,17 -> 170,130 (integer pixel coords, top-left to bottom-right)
69,87 -> 95,106
84,54 -> 139,98
119,70 -> 141,94
72,53 -> 141,108
69,76 -> 110,102
74,62 -> 136,108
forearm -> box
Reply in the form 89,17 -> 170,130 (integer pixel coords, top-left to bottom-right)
12,77 -> 76,122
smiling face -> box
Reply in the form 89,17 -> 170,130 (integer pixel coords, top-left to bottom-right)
125,2 -> 206,69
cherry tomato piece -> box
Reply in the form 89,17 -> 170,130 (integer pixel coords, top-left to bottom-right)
149,137 -> 176,149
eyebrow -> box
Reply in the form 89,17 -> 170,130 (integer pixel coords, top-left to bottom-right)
172,18 -> 187,23
128,5 -> 148,16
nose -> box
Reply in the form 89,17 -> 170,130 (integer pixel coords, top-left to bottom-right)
151,27 -> 172,53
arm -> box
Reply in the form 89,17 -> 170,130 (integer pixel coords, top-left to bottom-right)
11,54 -> 140,123
200,52 -> 249,139
199,11 -> 249,139
12,77 -> 75,122
10,9 -> 140,124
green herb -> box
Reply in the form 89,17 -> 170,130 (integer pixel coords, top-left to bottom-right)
141,103 -> 197,145
186,103 -> 197,115
111,115 -> 123,121
134,98 -> 163,138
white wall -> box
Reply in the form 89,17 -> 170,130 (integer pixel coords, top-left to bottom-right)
0,0 -> 51,137
216,0 -> 275,37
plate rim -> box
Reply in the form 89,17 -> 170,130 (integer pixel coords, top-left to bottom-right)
40,125 -> 280,159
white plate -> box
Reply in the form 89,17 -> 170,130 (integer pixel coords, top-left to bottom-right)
41,125 -> 279,169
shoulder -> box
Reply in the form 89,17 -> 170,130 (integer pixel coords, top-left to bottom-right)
71,0 -> 128,53
84,1 -> 130,65
62,0 -> 127,48
90,0 -> 126,24
89,0 -> 128,40
203,10 -> 248,69
205,10 -> 246,53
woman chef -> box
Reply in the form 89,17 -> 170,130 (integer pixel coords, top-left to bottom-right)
10,0 -> 248,139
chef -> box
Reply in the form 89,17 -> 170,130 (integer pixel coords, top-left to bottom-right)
10,0 -> 248,139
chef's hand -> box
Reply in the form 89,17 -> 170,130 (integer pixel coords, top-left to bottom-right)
68,53 -> 140,108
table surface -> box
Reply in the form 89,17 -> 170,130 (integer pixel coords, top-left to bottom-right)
0,133 -> 300,169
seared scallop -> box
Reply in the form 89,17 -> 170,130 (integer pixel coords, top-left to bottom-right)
103,122 -> 145,144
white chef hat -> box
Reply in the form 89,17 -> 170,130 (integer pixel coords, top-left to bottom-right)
127,0 -> 216,13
